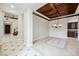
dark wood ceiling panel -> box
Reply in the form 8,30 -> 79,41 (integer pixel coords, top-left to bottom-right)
55,3 -> 70,8
37,3 -> 52,13
48,13 -> 59,18
36,3 -> 78,20
37,3 -> 57,18
55,3 -> 78,12
42,10 -> 57,16
59,9 -> 77,16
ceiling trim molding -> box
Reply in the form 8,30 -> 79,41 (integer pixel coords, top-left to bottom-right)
33,12 -> 79,21
33,12 -> 50,21
50,13 -> 79,21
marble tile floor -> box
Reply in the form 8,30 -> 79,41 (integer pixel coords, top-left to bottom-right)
17,47 -> 42,56
1,37 -> 79,56
33,37 -> 79,56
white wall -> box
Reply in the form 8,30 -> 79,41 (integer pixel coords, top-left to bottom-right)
49,16 -> 78,39
33,14 -> 79,40
0,10 -> 4,43
49,18 -> 67,39
67,16 -> 78,22
33,15 -> 49,41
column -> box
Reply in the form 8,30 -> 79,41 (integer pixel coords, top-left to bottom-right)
24,9 -> 33,48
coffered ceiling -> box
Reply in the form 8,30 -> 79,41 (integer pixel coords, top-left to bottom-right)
36,3 -> 78,20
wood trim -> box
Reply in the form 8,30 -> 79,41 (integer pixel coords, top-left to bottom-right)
33,12 -> 50,21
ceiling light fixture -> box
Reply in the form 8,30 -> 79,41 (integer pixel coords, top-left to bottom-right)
52,20 -> 62,28
10,5 -> 14,8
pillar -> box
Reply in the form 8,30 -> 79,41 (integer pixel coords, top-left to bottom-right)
24,8 -> 33,48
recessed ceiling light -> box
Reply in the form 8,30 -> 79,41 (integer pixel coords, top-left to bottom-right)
10,5 -> 14,8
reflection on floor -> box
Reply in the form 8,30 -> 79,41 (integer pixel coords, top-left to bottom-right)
34,37 -> 79,56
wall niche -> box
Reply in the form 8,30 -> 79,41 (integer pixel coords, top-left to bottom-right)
4,24 -> 11,34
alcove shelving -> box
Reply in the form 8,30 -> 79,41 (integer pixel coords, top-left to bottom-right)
67,22 -> 78,38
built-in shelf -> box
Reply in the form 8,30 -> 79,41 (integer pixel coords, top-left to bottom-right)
68,29 -> 78,32
67,22 -> 78,38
